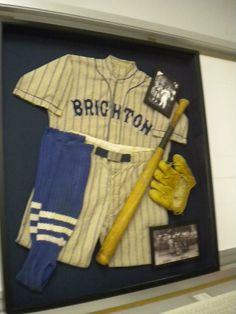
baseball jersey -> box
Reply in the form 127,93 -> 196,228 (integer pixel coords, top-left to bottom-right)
14,54 -> 188,267
13,54 -> 187,148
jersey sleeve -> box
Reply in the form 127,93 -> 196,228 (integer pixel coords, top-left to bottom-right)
13,55 -> 73,116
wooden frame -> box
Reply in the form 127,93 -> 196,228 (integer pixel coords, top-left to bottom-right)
0,20 -> 219,314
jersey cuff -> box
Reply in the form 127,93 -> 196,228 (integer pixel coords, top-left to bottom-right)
13,88 -> 63,117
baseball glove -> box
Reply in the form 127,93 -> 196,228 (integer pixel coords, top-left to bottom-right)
149,154 -> 196,215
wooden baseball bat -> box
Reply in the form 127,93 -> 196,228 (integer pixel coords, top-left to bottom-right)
96,98 -> 189,265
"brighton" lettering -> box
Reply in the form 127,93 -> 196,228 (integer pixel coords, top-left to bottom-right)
71,99 -> 153,135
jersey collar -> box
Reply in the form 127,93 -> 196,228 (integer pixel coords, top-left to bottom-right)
96,55 -> 148,87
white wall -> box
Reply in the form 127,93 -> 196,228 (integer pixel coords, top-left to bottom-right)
1,0 -> 236,44
200,55 -> 236,251
55,0 -> 236,43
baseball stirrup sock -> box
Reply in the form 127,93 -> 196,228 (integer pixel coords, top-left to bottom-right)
17,134 -> 92,291
29,128 -> 58,243
29,128 -> 85,243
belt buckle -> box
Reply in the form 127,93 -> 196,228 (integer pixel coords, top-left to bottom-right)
107,151 -> 123,162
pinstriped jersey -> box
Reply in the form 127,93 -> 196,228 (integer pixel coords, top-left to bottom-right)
13,54 -> 188,148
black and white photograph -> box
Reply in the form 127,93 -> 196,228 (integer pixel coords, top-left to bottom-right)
144,71 -> 179,117
150,223 -> 200,267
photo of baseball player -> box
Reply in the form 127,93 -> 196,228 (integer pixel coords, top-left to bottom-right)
150,224 -> 199,266
147,71 -> 179,116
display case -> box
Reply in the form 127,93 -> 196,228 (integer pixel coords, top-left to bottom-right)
0,21 -> 219,314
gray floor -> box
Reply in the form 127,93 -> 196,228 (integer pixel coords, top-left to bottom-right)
111,275 -> 236,314
163,290 -> 236,314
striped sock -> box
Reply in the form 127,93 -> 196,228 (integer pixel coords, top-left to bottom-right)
17,130 -> 92,291
29,128 -> 85,243
29,128 -> 59,242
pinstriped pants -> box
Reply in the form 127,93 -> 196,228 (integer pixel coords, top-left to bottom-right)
16,134 -> 170,268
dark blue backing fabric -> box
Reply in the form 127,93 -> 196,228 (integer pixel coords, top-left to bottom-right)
1,24 -> 218,313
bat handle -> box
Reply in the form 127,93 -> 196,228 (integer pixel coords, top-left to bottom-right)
158,98 -> 189,150
171,98 -> 189,128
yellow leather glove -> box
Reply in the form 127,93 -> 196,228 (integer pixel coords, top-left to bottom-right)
149,154 -> 196,215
